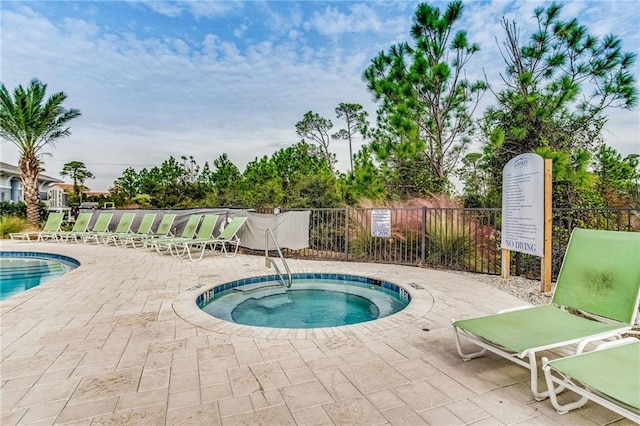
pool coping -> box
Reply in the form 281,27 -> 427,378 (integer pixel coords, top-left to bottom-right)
0,250 -> 81,268
173,272 -> 435,340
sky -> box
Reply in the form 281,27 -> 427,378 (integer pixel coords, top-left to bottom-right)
1,0 -> 639,192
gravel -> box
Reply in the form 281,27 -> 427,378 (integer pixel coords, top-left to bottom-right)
452,271 -> 553,306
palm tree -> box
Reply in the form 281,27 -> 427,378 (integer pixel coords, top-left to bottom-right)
0,79 -> 81,225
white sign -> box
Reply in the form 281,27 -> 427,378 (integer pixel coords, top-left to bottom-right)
371,209 -> 391,237
501,153 -> 544,257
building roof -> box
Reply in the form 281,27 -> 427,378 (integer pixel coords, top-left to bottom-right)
0,161 -> 64,184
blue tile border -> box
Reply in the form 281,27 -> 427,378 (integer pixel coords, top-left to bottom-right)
0,251 -> 81,268
196,273 -> 411,307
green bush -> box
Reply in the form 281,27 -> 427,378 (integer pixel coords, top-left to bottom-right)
0,215 -> 30,238
0,201 -> 27,218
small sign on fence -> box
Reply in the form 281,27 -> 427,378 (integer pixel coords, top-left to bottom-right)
371,209 -> 391,237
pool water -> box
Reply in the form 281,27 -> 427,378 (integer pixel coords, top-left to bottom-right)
0,253 -> 79,301
199,275 -> 410,328
232,289 -> 380,328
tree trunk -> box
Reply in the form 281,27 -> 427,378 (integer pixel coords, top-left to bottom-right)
22,173 -> 41,226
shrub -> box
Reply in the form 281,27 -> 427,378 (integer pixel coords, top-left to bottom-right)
0,201 -> 27,218
0,215 -> 30,238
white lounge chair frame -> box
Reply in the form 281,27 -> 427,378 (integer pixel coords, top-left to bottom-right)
542,337 -> 640,422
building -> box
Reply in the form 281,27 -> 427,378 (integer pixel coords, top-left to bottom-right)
0,161 -> 64,203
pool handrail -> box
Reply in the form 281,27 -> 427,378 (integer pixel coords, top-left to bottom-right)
265,228 -> 292,288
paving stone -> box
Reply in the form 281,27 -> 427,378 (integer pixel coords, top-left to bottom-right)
55,397 -> 119,423
90,401 -> 165,425
280,380 -> 334,413
291,406 -> 334,426
218,395 -> 253,418
382,405 -> 430,425
469,387 -> 540,424
340,360 -> 410,394
250,362 -> 291,391
166,401 -> 220,425
322,396 -> 387,426
69,368 -> 141,404
419,406 -> 466,425
223,404 -> 296,426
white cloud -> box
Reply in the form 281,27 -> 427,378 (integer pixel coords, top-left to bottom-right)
304,3 -> 383,37
140,0 -> 240,18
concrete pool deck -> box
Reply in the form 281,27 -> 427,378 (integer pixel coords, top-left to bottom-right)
0,241 -> 632,425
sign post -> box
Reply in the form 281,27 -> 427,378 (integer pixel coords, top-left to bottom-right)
501,153 -> 552,290
541,159 -> 553,291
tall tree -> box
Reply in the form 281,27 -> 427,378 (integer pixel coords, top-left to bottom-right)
295,111 -> 335,170
482,3 -> 637,200
332,103 -> 369,171
111,167 -> 140,205
457,152 -> 490,207
592,145 -> 640,207
363,0 -> 486,195
0,79 -> 81,225
60,160 -> 94,203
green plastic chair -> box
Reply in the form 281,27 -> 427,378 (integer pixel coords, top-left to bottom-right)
71,213 -> 113,243
125,213 -> 176,249
209,216 -> 248,258
167,214 -> 220,261
452,228 -> 640,400
107,213 -> 157,247
147,214 -> 202,252
542,338 -> 640,422
10,211 -> 65,242
83,212 -> 136,244
55,212 -> 93,242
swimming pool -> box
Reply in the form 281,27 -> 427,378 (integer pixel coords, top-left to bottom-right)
198,273 -> 410,328
0,252 -> 80,301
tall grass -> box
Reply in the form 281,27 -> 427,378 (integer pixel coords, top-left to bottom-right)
348,196 -> 497,270
0,215 -> 30,238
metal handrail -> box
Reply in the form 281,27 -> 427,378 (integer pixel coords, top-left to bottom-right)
265,228 -> 292,288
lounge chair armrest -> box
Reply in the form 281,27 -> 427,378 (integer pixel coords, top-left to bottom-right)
594,337 -> 638,351
497,305 -> 531,314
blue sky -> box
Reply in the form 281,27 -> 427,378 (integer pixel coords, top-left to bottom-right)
2,0 -> 638,191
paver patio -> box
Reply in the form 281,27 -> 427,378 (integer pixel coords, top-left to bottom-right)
0,240 -> 633,425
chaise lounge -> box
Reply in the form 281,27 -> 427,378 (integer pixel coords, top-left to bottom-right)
542,337 -> 640,422
452,228 -> 640,400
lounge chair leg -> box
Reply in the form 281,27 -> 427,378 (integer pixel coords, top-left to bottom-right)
541,357 -> 589,413
528,354 -> 567,400
452,327 -> 486,360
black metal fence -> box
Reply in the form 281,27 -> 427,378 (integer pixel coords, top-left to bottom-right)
60,205 -> 638,281
274,207 -> 639,280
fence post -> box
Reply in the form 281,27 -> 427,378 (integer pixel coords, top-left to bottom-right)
344,206 -> 349,261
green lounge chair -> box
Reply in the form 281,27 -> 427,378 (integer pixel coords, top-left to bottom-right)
542,338 -> 640,422
54,212 -> 93,242
452,228 -> 640,400
167,214 -> 220,262
106,213 -> 157,247
10,211 -> 65,242
209,216 -> 248,258
63,212 -> 112,243
146,214 -> 203,253
83,212 -> 136,244
125,213 -> 176,249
